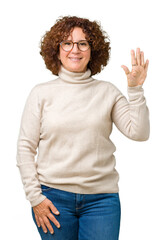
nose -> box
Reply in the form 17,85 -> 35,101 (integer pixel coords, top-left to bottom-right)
71,43 -> 80,52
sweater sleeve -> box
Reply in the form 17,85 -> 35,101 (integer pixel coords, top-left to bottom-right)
111,84 -> 150,141
16,86 -> 46,207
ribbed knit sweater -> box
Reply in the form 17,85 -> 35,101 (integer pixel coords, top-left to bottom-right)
16,65 -> 150,207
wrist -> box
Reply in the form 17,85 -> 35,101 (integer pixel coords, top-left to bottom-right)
128,84 -> 143,88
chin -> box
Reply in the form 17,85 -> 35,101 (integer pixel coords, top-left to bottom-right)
73,68 -> 86,73
66,65 -> 87,73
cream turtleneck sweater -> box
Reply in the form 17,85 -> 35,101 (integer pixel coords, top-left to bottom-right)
16,65 -> 150,207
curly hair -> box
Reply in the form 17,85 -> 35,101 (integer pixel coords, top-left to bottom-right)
40,15 -> 111,76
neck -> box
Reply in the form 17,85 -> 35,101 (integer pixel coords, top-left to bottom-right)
58,65 -> 94,84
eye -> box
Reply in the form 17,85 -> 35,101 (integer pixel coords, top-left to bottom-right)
80,41 -> 88,46
64,42 -> 72,45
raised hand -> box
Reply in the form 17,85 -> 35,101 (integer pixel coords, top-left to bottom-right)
121,48 -> 149,87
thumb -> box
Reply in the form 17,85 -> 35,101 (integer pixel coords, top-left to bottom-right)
121,65 -> 130,75
144,59 -> 149,72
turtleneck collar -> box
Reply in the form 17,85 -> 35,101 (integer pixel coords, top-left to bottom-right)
58,65 -> 94,84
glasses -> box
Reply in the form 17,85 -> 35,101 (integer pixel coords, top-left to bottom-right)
59,40 -> 90,52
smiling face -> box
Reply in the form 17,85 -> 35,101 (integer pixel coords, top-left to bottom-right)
58,27 -> 91,73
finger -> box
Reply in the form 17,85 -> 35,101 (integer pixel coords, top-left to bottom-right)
47,212 -> 61,228
131,49 -> 136,66
140,51 -> 144,66
49,201 -> 60,215
39,216 -> 48,233
144,59 -> 149,72
35,214 -> 41,227
43,216 -> 55,234
121,65 -> 130,75
136,48 -> 141,65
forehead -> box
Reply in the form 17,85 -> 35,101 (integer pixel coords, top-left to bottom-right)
67,27 -> 86,40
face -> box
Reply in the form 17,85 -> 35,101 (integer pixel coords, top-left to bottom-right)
58,27 -> 91,73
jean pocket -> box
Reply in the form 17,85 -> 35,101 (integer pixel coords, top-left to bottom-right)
41,184 -> 53,192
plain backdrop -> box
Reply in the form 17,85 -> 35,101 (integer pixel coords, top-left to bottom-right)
1,0 -> 166,239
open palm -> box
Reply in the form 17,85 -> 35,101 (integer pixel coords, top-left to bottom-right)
121,48 -> 149,87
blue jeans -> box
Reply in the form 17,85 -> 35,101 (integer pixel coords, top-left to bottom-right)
31,185 -> 121,240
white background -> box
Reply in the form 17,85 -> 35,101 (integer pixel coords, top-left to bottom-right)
1,0 -> 166,239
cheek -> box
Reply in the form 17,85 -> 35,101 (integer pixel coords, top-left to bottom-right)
59,50 -> 68,61
84,51 -> 91,62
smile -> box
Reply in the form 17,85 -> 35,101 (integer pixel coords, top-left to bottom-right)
69,57 -> 82,62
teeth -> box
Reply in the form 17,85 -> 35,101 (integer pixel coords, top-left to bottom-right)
69,58 -> 81,61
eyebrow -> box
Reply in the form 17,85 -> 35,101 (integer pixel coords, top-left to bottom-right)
65,39 -> 87,42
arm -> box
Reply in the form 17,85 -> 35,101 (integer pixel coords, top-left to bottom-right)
111,84 -> 150,141
16,85 -> 46,207
111,47 -> 150,141
16,85 -> 61,233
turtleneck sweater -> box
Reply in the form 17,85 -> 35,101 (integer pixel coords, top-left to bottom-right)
16,65 -> 150,207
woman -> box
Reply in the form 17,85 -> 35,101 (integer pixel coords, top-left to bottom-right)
16,16 -> 150,240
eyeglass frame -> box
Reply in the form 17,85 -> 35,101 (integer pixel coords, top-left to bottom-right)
59,40 -> 91,52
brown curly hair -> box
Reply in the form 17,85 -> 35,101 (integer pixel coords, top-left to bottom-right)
40,15 -> 111,76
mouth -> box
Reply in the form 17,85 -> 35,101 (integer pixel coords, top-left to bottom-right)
69,57 -> 82,62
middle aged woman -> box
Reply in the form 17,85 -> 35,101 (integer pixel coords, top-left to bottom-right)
16,15 -> 150,240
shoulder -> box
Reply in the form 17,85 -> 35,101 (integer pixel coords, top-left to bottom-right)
92,78 -> 123,96
28,78 -> 59,96
32,79 -> 58,90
